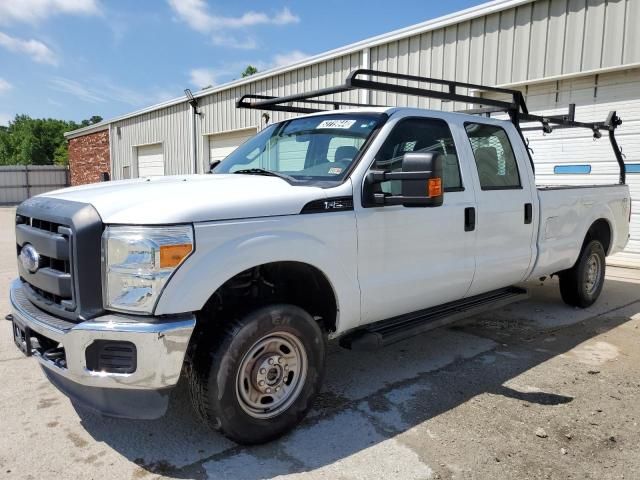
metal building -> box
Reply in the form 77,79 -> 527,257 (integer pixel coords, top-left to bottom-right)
65,0 -> 640,268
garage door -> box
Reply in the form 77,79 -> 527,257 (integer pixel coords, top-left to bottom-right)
487,70 -> 640,268
137,143 -> 164,177
209,128 -> 257,164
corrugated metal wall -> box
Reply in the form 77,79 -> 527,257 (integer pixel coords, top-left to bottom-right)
369,0 -> 640,110
108,0 -> 640,179
0,165 -> 69,204
201,51 -> 363,132
110,102 -> 192,179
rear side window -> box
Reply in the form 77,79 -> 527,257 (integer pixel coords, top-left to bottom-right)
465,123 -> 521,190
374,117 -> 462,192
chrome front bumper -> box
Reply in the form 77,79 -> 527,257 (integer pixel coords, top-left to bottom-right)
10,278 -> 195,400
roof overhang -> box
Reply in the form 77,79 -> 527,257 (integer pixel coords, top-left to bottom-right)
65,123 -> 109,140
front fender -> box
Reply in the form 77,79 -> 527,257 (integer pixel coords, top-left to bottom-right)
154,213 -> 361,334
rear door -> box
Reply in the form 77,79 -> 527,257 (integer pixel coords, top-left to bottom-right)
462,121 -> 537,295
355,115 -> 477,324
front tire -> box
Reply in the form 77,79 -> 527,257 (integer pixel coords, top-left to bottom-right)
187,304 -> 326,445
559,239 -> 606,308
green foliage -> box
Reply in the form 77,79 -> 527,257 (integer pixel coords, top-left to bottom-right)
241,65 -> 258,78
0,114 -> 102,166
53,143 -> 69,166
82,115 -> 103,127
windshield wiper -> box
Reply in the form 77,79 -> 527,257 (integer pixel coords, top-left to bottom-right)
233,168 -> 296,182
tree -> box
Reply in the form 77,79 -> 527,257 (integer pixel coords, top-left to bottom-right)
80,115 -> 103,127
0,114 -> 102,166
53,143 -> 69,166
241,65 -> 258,78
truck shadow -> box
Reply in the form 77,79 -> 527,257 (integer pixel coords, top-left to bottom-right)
75,277 -> 640,479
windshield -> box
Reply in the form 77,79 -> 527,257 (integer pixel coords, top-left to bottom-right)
214,113 -> 384,182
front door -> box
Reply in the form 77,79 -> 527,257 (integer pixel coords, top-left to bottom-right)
355,116 -> 477,324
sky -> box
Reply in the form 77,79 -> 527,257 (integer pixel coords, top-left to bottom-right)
0,0 -> 487,126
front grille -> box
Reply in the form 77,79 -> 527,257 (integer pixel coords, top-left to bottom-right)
16,215 -> 75,315
29,284 -> 67,307
29,217 -> 63,233
16,197 -> 104,321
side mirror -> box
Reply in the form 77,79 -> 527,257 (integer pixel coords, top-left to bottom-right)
364,152 -> 444,207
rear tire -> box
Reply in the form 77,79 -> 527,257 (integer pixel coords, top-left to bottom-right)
559,239 -> 606,308
186,304 -> 325,445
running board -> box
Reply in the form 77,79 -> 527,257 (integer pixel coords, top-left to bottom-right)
339,287 -> 528,351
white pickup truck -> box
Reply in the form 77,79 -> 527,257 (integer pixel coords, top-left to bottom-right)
9,71 -> 631,444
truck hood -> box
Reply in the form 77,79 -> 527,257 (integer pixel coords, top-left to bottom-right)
41,174 -> 331,224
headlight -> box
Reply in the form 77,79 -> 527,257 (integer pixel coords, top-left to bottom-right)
102,225 -> 194,314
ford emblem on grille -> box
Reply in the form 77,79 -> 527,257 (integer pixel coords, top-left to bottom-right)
20,243 -> 40,273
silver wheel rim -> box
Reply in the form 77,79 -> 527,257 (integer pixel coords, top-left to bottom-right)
585,252 -> 602,295
236,331 -> 308,419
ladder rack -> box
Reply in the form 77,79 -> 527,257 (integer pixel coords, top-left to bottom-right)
236,69 -> 625,184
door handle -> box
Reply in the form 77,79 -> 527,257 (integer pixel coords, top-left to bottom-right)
464,207 -> 476,232
524,203 -> 533,224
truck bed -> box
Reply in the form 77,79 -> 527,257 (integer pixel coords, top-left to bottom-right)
528,184 -> 630,279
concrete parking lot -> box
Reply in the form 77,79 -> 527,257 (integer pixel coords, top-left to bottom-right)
0,204 -> 639,480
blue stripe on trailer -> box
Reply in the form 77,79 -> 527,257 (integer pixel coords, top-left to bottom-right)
626,163 -> 640,173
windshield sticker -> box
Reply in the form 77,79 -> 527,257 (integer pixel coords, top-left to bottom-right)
328,167 -> 343,175
316,119 -> 357,129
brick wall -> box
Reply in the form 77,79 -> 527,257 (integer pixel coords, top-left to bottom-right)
68,129 -> 110,186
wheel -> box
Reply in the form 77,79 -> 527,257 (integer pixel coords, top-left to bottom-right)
187,304 -> 326,445
559,239 -> 606,308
